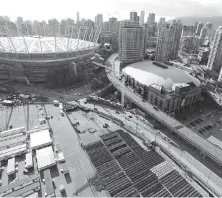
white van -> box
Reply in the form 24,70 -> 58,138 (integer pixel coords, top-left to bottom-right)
59,103 -> 63,110
60,110 -> 64,116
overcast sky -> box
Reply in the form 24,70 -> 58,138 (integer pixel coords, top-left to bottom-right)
1,0 -> 222,22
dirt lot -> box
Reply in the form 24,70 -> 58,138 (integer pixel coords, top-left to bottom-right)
0,70 -> 109,102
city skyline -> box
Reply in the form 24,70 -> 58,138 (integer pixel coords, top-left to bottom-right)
1,0 -> 222,23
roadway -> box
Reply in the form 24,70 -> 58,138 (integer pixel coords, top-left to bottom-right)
44,104 -> 98,197
105,54 -> 222,166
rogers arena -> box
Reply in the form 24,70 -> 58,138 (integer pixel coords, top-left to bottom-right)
0,25 -> 100,86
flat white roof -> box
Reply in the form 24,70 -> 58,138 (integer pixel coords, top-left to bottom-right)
25,152 -> 33,168
57,152 -> 65,162
36,146 -> 56,170
7,157 -> 15,175
30,129 -> 52,149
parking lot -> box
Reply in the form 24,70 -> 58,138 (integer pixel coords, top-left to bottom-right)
179,109 -> 222,149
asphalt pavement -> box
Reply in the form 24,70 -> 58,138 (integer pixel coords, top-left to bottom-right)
44,104 -> 99,197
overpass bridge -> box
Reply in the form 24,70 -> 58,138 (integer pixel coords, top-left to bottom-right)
94,55 -> 222,167
92,61 -> 113,71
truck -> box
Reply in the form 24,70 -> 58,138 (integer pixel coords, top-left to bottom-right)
7,157 -> 15,176
60,110 -> 64,116
59,103 -> 63,110
25,152 -> 33,169
59,185 -> 65,193
53,100 -> 59,106
153,105 -> 159,111
60,162 -> 69,175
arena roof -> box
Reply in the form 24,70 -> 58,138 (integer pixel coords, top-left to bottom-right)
0,37 -> 97,54
122,61 -> 201,91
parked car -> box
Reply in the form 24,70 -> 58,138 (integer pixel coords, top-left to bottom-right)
153,106 -> 158,111
198,129 -> 203,134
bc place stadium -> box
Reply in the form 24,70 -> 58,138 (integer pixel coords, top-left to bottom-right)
0,21 -> 101,86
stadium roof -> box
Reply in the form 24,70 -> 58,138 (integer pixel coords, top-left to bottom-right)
0,37 -> 97,54
122,61 -> 201,91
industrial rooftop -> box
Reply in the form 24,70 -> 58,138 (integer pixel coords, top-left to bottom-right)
0,100 -> 220,197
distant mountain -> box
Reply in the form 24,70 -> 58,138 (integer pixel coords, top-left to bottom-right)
175,16 -> 222,28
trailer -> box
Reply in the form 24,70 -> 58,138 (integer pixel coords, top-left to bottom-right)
25,152 -> 33,169
53,100 -> 59,106
7,157 -> 15,176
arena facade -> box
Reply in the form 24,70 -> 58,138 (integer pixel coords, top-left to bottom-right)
0,23 -> 101,87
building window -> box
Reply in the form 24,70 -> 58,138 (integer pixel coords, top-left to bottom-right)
159,100 -> 163,110
174,100 -> 177,109
154,97 -> 158,105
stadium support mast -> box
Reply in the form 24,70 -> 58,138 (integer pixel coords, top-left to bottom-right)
15,24 -> 31,59
65,26 -> 67,38
92,28 -> 97,43
4,22 -> 19,58
82,27 -> 88,50
76,28 -> 81,51
43,23 -> 46,37
39,36 -> 43,58
0,31 -> 9,58
70,25 -> 74,39
79,28 -> 83,50
88,28 -> 94,48
34,23 -> 38,35
34,24 -> 43,58
67,25 -> 74,54
54,20 -> 57,58
84,27 -> 88,40
66,26 -> 70,56
94,26 -> 101,43
92,27 -> 99,43
25,24 -> 30,36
